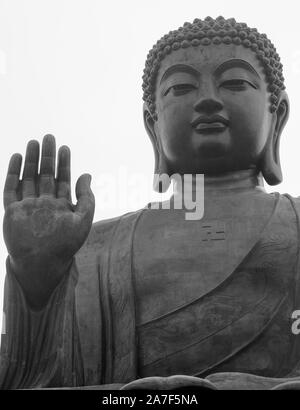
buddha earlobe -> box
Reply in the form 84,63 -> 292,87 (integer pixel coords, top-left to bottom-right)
261,93 -> 289,186
143,104 -> 172,192
260,131 -> 283,186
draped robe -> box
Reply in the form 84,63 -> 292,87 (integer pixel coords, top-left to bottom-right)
2,187 -> 300,390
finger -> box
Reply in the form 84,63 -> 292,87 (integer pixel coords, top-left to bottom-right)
39,134 -> 56,196
75,174 -> 95,218
4,153 -> 22,210
22,140 -> 39,198
57,145 -> 71,201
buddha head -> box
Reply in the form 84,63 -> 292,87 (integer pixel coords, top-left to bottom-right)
142,16 -> 289,191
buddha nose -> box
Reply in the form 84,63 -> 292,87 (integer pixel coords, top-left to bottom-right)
193,84 -> 223,114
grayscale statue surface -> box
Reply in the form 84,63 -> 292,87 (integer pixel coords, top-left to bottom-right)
1,16 -> 300,390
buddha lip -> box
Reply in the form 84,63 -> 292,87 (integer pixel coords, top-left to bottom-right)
191,115 -> 229,128
194,122 -> 228,133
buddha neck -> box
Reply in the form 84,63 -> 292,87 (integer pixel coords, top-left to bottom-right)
172,169 -> 265,198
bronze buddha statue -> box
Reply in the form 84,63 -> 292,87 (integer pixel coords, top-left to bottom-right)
1,16 -> 300,390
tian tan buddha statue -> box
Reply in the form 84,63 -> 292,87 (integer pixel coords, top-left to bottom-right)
2,15 -> 300,390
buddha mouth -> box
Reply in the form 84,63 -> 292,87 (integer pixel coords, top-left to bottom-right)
191,115 -> 229,134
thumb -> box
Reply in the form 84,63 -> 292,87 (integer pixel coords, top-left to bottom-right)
75,173 -> 95,217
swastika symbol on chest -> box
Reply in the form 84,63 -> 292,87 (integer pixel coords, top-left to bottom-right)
200,221 -> 226,241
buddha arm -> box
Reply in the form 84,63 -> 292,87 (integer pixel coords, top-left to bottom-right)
0,257 -> 84,389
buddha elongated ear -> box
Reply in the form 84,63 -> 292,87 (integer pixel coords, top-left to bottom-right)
143,103 -> 171,192
260,91 -> 290,185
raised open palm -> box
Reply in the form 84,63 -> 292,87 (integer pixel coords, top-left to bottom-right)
3,134 -> 95,309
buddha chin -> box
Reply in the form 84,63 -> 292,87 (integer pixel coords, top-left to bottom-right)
192,131 -> 231,159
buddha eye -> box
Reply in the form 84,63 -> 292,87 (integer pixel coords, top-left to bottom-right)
220,79 -> 257,91
164,83 -> 197,96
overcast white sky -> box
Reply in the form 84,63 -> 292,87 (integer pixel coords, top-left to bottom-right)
0,0 -> 300,329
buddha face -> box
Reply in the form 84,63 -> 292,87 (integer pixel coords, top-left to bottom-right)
148,44 -> 283,176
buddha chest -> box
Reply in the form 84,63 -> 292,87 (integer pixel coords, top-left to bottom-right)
132,192 -> 300,377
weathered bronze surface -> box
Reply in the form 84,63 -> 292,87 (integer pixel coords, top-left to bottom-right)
1,16 -> 300,390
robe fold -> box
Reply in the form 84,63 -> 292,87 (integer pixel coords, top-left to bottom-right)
2,194 -> 300,390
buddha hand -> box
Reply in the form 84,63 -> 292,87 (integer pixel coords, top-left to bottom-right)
3,135 -> 95,309
121,375 -> 218,390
